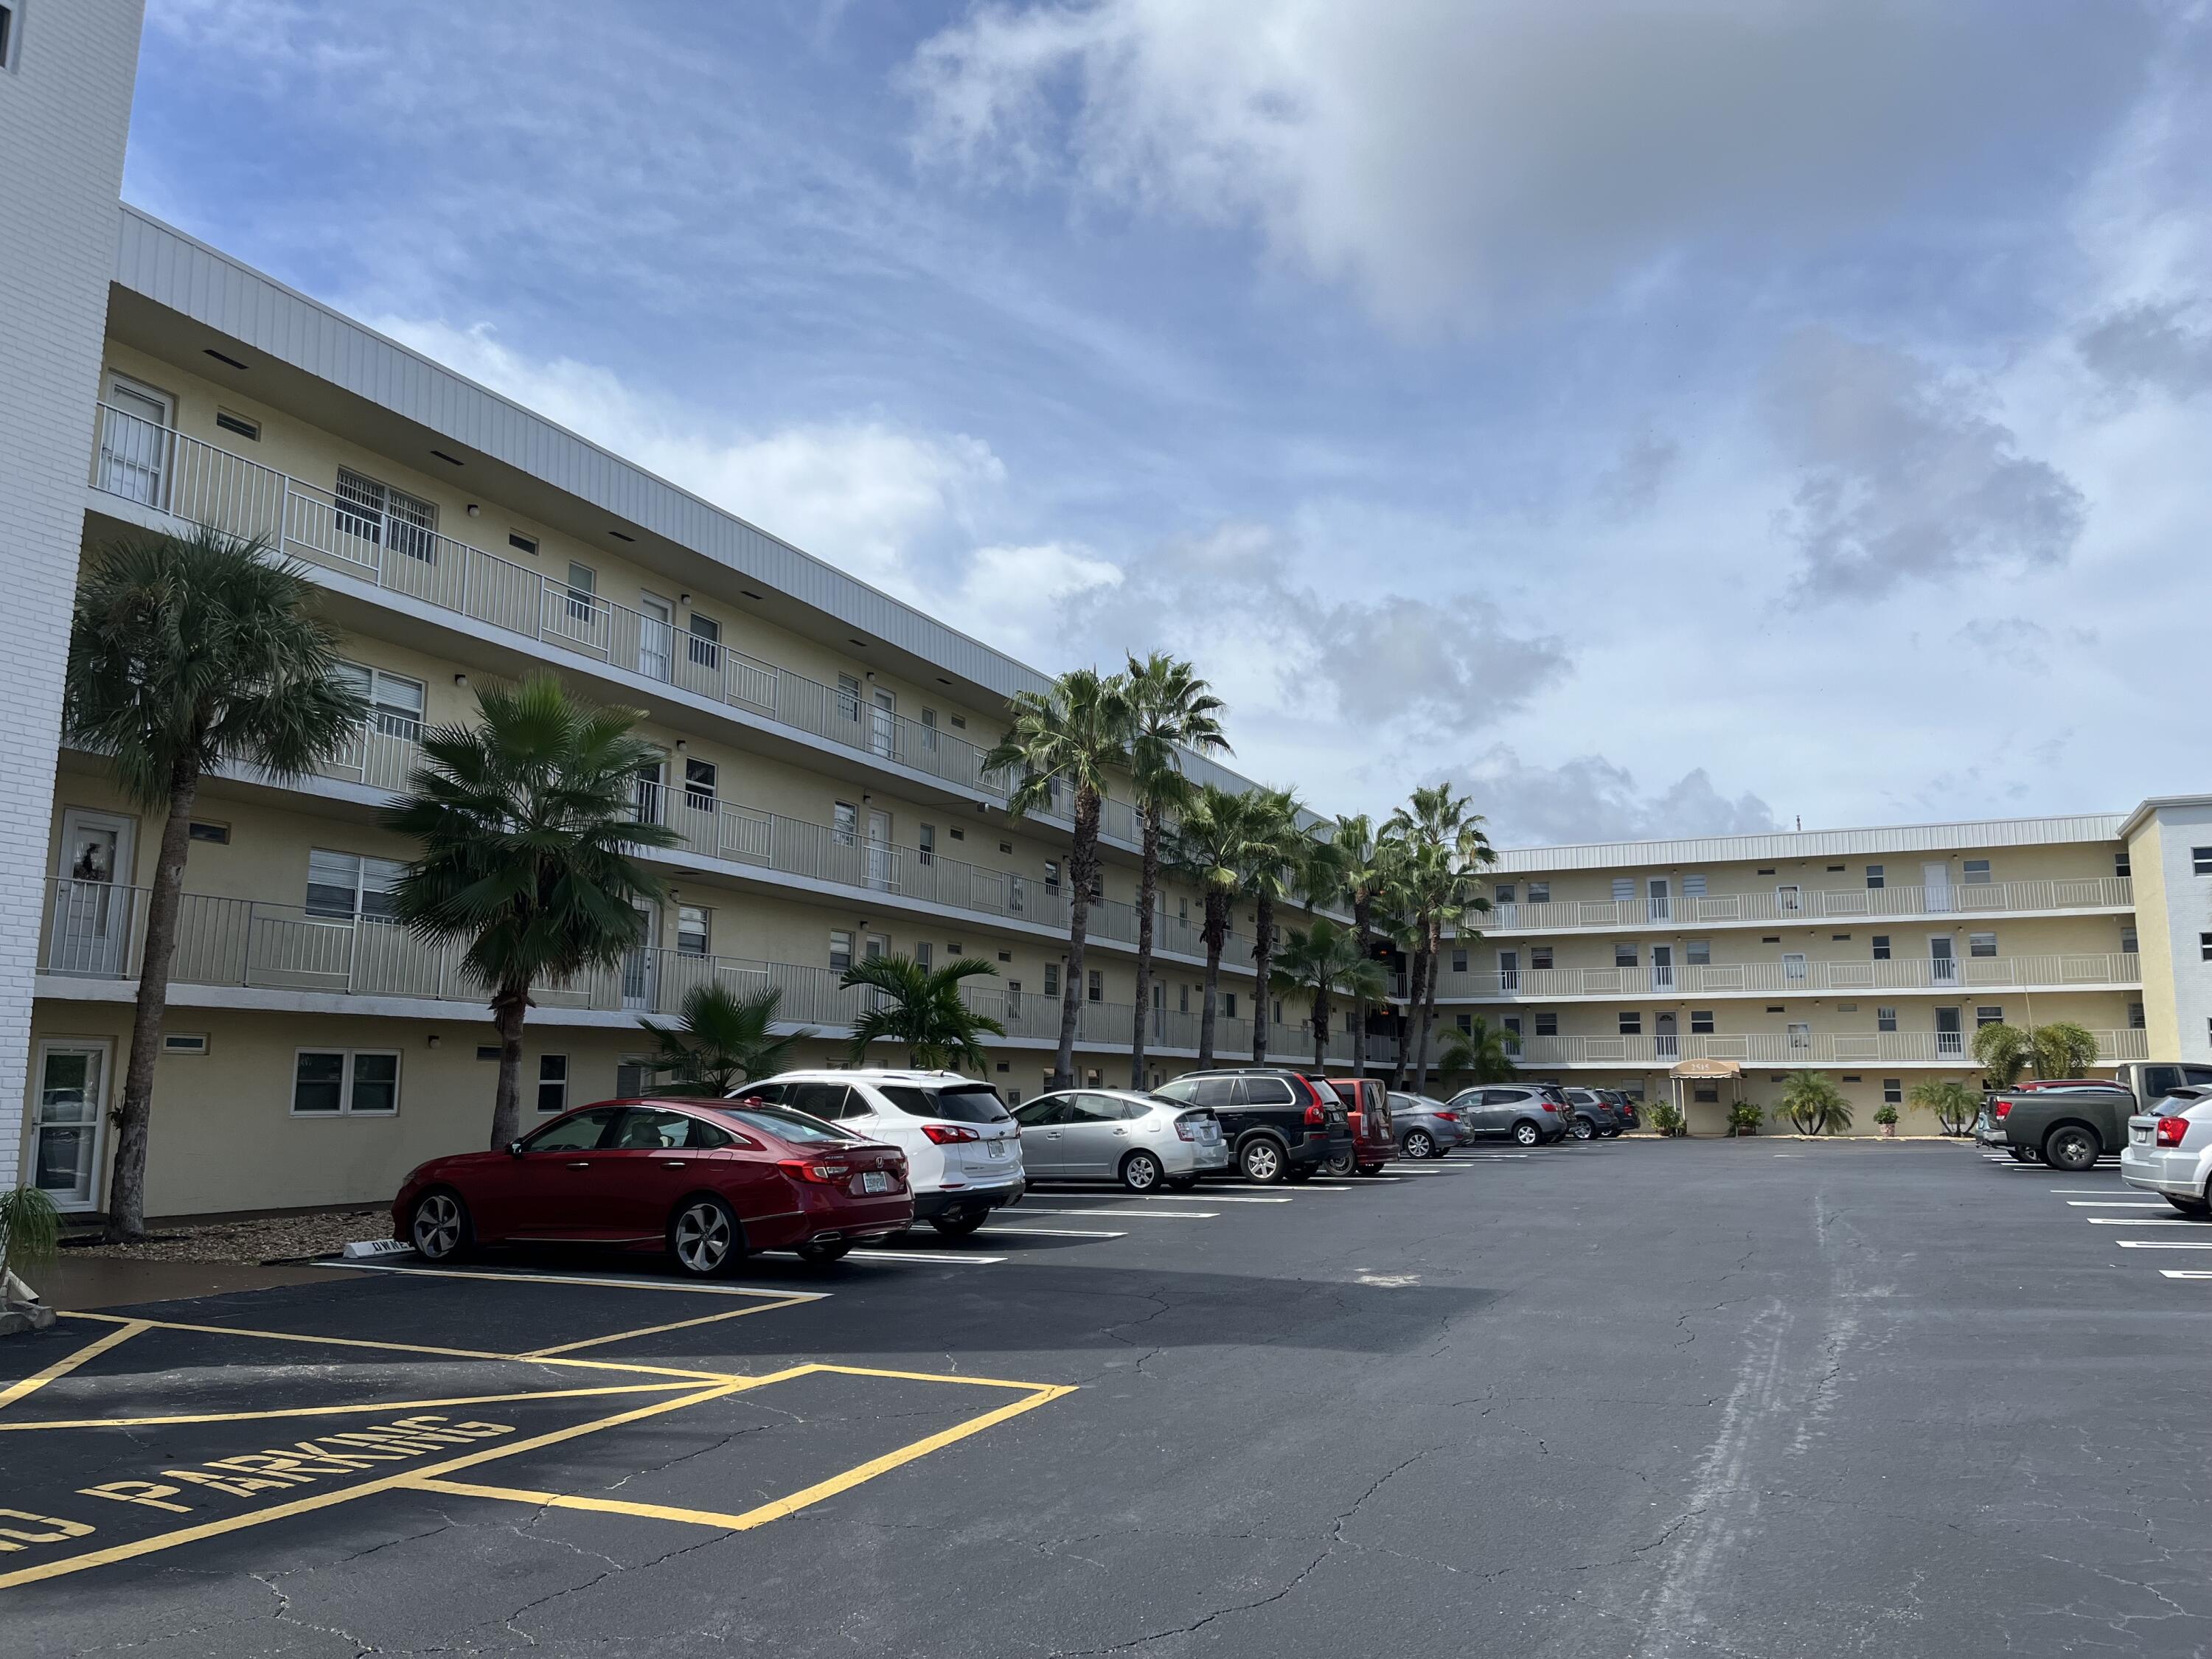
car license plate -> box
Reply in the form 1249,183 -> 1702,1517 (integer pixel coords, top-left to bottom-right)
860,1170 -> 891,1194
987,1139 -> 1006,1158
2132,1125 -> 2151,1144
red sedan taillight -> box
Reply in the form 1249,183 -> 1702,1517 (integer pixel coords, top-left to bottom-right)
921,1123 -> 980,1144
2157,1116 -> 2191,1149
778,1158 -> 853,1183
1436,1110 -> 1459,1122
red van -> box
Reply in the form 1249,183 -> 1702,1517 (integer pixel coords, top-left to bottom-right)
1315,1076 -> 1396,1176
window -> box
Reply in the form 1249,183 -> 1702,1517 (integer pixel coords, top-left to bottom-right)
688,612 -> 721,667
1877,1006 -> 1898,1033
1178,984 -> 1189,1014
1975,1006 -> 2005,1027
1534,1012 -> 1558,1037
838,673 -> 862,720
676,905 -> 709,957
1530,946 -> 1554,971
306,849 -> 404,920
1882,1079 -> 1902,1106
509,532 -> 539,556
2195,846 -> 2212,876
1502,1015 -> 1522,1038
1088,970 -> 1103,1004
1495,883 -> 1516,905
1686,939 -> 1711,967
921,708 -> 938,751
1456,1013 -> 1473,1034
1783,953 -> 1807,981
1272,998 -> 1284,1023
0,2 -> 17,70
1044,962 -> 1060,998
1618,1011 -> 1641,1036
919,824 -> 935,866
2116,849 -> 2132,878
163,1032 -> 209,1056
1693,1083 -> 1719,1104
1871,935 -> 1891,961
476,1046 -> 501,1062
536,1054 -> 568,1113
2130,1001 -> 2146,1031
684,757 -> 717,810
1527,881 -> 1550,904
916,942 -> 933,970
2122,926 -> 2139,954
333,661 -> 427,739
566,561 -> 597,623
1787,1022 -> 1811,1051
335,468 -> 437,563
188,821 -> 231,844
829,930 -> 853,972
1865,864 -> 1885,889
1691,1009 -> 1715,1034
293,1050 -> 399,1116
1044,860 -> 1061,894
1451,947 -> 1469,973
1683,874 -> 1706,897
1615,943 -> 1637,968
215,409 -> 261,442
1963,859 -> 1991,886
1611,878 -> 1634,902
833,801 -> 858,846
1969,932 -> 1997,959
1776,884 -> 1802,912
1223,992 -> 1239,1019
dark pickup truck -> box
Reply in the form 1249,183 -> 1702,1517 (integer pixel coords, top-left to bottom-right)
1978,1062 -> 2212,1171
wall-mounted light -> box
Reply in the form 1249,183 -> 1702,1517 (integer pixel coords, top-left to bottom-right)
865,671 -> 876,682
675,739 -> 687,752
453,672 -> 468,687
679,593 -> 691,606
466,504 -> 481,518
426,1034 -> 441,1048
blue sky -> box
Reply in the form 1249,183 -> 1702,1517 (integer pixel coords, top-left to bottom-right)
125,1 -> 2212,845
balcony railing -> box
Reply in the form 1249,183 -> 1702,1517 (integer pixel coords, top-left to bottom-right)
1483,876 -> 2135,935
36,880 -> 1346,1060
88,403 -> 1148,846
1434,953 -> 2141,1001
1500,1029 -> 2150,1068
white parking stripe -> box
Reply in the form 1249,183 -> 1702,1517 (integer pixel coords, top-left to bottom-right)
2085,1217 -> 2207,1225
2065,1200 -> 2168,1207
2050,1188 -> 2132,1194
2158,1270 -> 2212,1279
2114,1241 -> 2212,1248
978,1225 -> 1128,1239
844,1249 -> 1009,1264
1018,1208 -> 1219,1220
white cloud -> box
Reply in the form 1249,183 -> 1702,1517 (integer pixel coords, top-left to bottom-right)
905,0 -> 2163,328
1449,745 -> 1778,848
949,540 -> 1127,664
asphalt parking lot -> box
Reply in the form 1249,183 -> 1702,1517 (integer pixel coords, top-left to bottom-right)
7,1140 -> 2212,1657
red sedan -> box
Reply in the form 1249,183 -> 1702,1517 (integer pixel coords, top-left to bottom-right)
392,1096 -> 911,1275
1318,1075 -> 1397,1175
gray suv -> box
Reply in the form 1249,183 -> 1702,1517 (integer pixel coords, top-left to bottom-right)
1441,1083 -> 1571,1146
1562,1088 -> 1625,1141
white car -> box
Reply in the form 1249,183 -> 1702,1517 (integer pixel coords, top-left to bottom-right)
739,1070 -> 1025,1238
1012,1088 -> 1230,1190
2121,1087 -> 2212,1216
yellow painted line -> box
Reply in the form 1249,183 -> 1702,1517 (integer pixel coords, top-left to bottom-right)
801,1361 -> 1065,1392
59,1310 -> 740,1385
0,1321 -> 150,1414
405,1382 -> 1077,1533
0,1380 -> 700,1433
0,1378 -> 765,1592
524,1295 -> 818,1358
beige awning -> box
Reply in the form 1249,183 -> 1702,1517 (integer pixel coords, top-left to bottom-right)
1670,1058 -> 1742,1079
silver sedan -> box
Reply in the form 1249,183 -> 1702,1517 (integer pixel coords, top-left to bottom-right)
2121,1088 -> 2212,1215
1012,1089 -> 1230,1191
1386,1091 -> 1470,1159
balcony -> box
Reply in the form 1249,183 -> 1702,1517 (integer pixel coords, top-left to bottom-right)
1482,875 -> 2135,936
1503,1029 -> 2150,1069
1435,953 -> 2142,1001
86,403 -> 1144,848
36,880 -> 1346,1062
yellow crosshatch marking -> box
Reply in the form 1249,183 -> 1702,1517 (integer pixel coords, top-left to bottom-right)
0,1304 -> 1073,1592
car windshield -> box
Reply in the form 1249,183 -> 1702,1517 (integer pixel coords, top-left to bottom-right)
717,1105 -> 855,1145
878,1084 -> 1010,1124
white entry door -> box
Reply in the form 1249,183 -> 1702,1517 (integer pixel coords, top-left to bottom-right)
1924,863 -> 1952,914
52,809 -> 136,977
623,901 -> 659,1011
637,593 -> 674,681
1651,944 -> 1674,990
866,810 -> 894,891
1929,935 -> 1957,985
1646,877 -> 1671,922
97,372 -> 173,507
870,689 -> 896,759
33,1041 -> 111,1210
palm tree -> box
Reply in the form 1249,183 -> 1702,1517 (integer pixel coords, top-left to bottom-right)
1123,653 -> 1230,1089
385,672 -> 681,1152
1910,1079 -> 1980,1137
1385,785 -> 1496,1093
1972,1022 -> 2033,1089
2030,1021 -> 2100,1079
1436,1017 -> 1520,1090
1168,784 -> 1254,1067
840,954 -> 1006,1072
983,668 -> 1134,1090
1777,1070 -> 1851,1135
1270,919 -> 1387,1068
1239,787 -> 1313,1064
65,527 -> 367,1240
640,982 -> 807,1096
1327,815 -> 1395,1077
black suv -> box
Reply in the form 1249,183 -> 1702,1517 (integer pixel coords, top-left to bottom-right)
1154,1068 -> 1354,1183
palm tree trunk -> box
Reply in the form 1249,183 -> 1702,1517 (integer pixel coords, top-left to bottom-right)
102,763 -> 200,1242
1392,945 -> 1427,1091
1416,919 -> 1444,1091
1311,984 -> 1330,1070
1199,894 -> 1228,1066
1054,790 -> 1101,1091
1248,897 -> 1276,1065
489,984 -> 530,1150
1130,807 -> 1162,1090
1350,895 -> 1373,1077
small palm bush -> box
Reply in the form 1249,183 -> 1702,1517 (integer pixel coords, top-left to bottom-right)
1778,1070 -> 1851,1135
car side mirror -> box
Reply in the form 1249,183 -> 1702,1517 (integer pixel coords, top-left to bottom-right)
507,1141 -> 524,1156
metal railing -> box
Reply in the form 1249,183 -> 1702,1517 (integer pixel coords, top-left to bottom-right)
1433,953 -> 2142,1001
36,879 -> 1346,1060
1502,1029 -> 2149,1068
1481,876 -> 2135,935
88,403 -> 1152,846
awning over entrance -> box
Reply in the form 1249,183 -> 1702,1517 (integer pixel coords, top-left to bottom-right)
1669,1058 -> 1742,1079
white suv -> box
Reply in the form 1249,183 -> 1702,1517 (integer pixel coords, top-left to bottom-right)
740,1071 -> 1025,1238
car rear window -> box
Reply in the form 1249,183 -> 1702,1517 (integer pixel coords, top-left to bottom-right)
879,1084 -> 1010,1124
717,1105 -> 856,1144
1244,1077 -> 1296,1105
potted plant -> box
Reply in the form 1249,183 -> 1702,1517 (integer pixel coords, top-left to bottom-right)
1646,1100 -> 1686,1138
1874,1102 -> 1900,1137
1726,1100 -> 1764,1138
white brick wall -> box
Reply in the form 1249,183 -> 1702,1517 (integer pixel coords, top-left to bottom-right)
0,4 -> 145,1191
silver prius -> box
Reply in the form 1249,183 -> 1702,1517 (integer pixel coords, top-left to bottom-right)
1013,1088 -> 1230,1191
